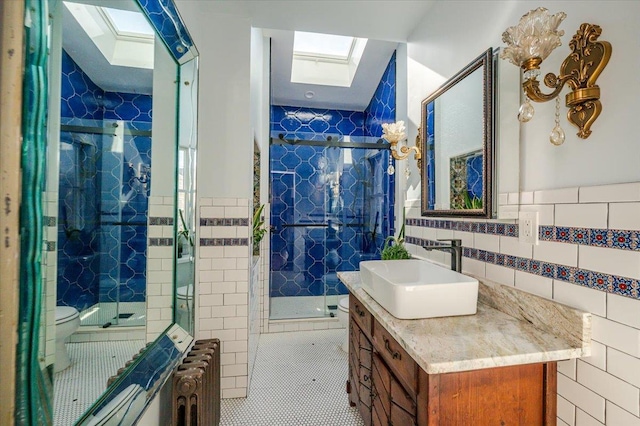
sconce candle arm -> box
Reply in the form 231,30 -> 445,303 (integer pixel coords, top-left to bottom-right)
392,144 -> 421,162
522,71 -> 575,103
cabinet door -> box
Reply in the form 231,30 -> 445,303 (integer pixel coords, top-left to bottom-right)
349,316 -> 372,425
373,319 -> 417,397
372,352 -> 417,426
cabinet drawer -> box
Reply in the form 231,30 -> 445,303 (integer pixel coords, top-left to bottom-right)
351,295 -> 372,335
373,319 -> 417,396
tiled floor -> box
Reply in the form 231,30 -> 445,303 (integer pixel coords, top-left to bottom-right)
53,339 -> 145,426
221,329 -> 364,426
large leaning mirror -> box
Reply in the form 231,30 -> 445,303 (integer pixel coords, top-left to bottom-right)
420,48 -> 494,218
30,0 -> 198,424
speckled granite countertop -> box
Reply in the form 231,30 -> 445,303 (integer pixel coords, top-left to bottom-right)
338,270 -> 591,374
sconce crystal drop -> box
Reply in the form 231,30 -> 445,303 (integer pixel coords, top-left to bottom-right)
550,125 -> 566,146
518,98 -> 535,123
550,96 -> 566,145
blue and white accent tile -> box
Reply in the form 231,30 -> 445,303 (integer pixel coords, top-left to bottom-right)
147,196 -> 175,342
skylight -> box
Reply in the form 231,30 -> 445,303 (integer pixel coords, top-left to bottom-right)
293,32 -> 355,61
64,2 -> 154,70
291,31 -> 368,88
101,7 -> 154,39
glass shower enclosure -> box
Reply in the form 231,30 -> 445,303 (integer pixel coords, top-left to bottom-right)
269,133 -> 394,320
57,118 -> 150,327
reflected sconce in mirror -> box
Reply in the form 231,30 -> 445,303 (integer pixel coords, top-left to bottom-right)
501,7 -> 611,143
381,121 -> 422,175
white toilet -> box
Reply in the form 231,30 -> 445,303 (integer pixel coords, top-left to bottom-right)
55,306 -> 80,372
337,296 -> 350,352
176,284 -> 193,328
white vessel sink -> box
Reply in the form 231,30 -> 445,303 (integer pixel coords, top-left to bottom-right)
359,259 -> 478,320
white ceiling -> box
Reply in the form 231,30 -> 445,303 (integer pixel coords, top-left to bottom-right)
65,0 -> 437,105
268,29 -> 398,110
176,0 -> 436,111
182,1 -> 436,42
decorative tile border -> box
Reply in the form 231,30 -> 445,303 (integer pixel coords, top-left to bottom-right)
200,218 -> 249,227
405,218 -> 519,237
149,237 -> 173,246
407,218 -> 640,252
45,241 -> 56,252
149,216 -> 174,226
44,216 -> 57,226
539,225 -> 639,251
199,238 -> 249,247
406,236 -> 639,300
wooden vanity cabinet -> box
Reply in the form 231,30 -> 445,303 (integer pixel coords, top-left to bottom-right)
348,296 -> 373,425
346,294 -> 558,426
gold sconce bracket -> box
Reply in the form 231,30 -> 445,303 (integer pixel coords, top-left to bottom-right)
521,23 -> 612,139
389,137 -> 422,168
383,121 -> 422,168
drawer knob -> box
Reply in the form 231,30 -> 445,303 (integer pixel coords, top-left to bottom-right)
384,337 -> 401,360
355,305 -> 366,317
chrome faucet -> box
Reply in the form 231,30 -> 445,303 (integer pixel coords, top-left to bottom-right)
423,238 -> 462,273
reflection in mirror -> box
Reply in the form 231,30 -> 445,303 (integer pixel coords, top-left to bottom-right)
175,56 -> 198,333
41,0 -> 197,424
420,48 -> 494,218
76,324 -> 191,425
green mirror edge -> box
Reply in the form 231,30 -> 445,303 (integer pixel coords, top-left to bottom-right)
17,0 -> 53,424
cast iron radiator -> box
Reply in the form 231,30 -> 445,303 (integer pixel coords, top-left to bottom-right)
172,338 -> 221,425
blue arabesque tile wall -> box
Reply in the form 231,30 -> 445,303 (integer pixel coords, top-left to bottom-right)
57,50 -> 151,311
364,51 -> 396,138
269,52 -> 396,298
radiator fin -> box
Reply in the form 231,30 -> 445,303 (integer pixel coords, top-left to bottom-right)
172,338 -> 221,425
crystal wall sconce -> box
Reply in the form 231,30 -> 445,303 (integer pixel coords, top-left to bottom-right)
381,121 -> 422,175
501,8 -> 612,143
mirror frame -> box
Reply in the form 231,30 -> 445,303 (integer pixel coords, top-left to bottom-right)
420,48 -> 494,218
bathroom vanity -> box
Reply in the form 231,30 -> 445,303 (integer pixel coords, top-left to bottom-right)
338,271 -> 591,425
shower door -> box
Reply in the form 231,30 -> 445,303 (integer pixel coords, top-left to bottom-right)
57,120 -> 150,327
269,142 -> 393,320
269,144 -> 331,320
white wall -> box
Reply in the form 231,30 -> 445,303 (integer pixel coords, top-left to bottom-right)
406,2 -> 640,425
407,0 -> 640,192
248,26 -> 269,388
176,3 -> 253,199
151,37 -> 178,198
